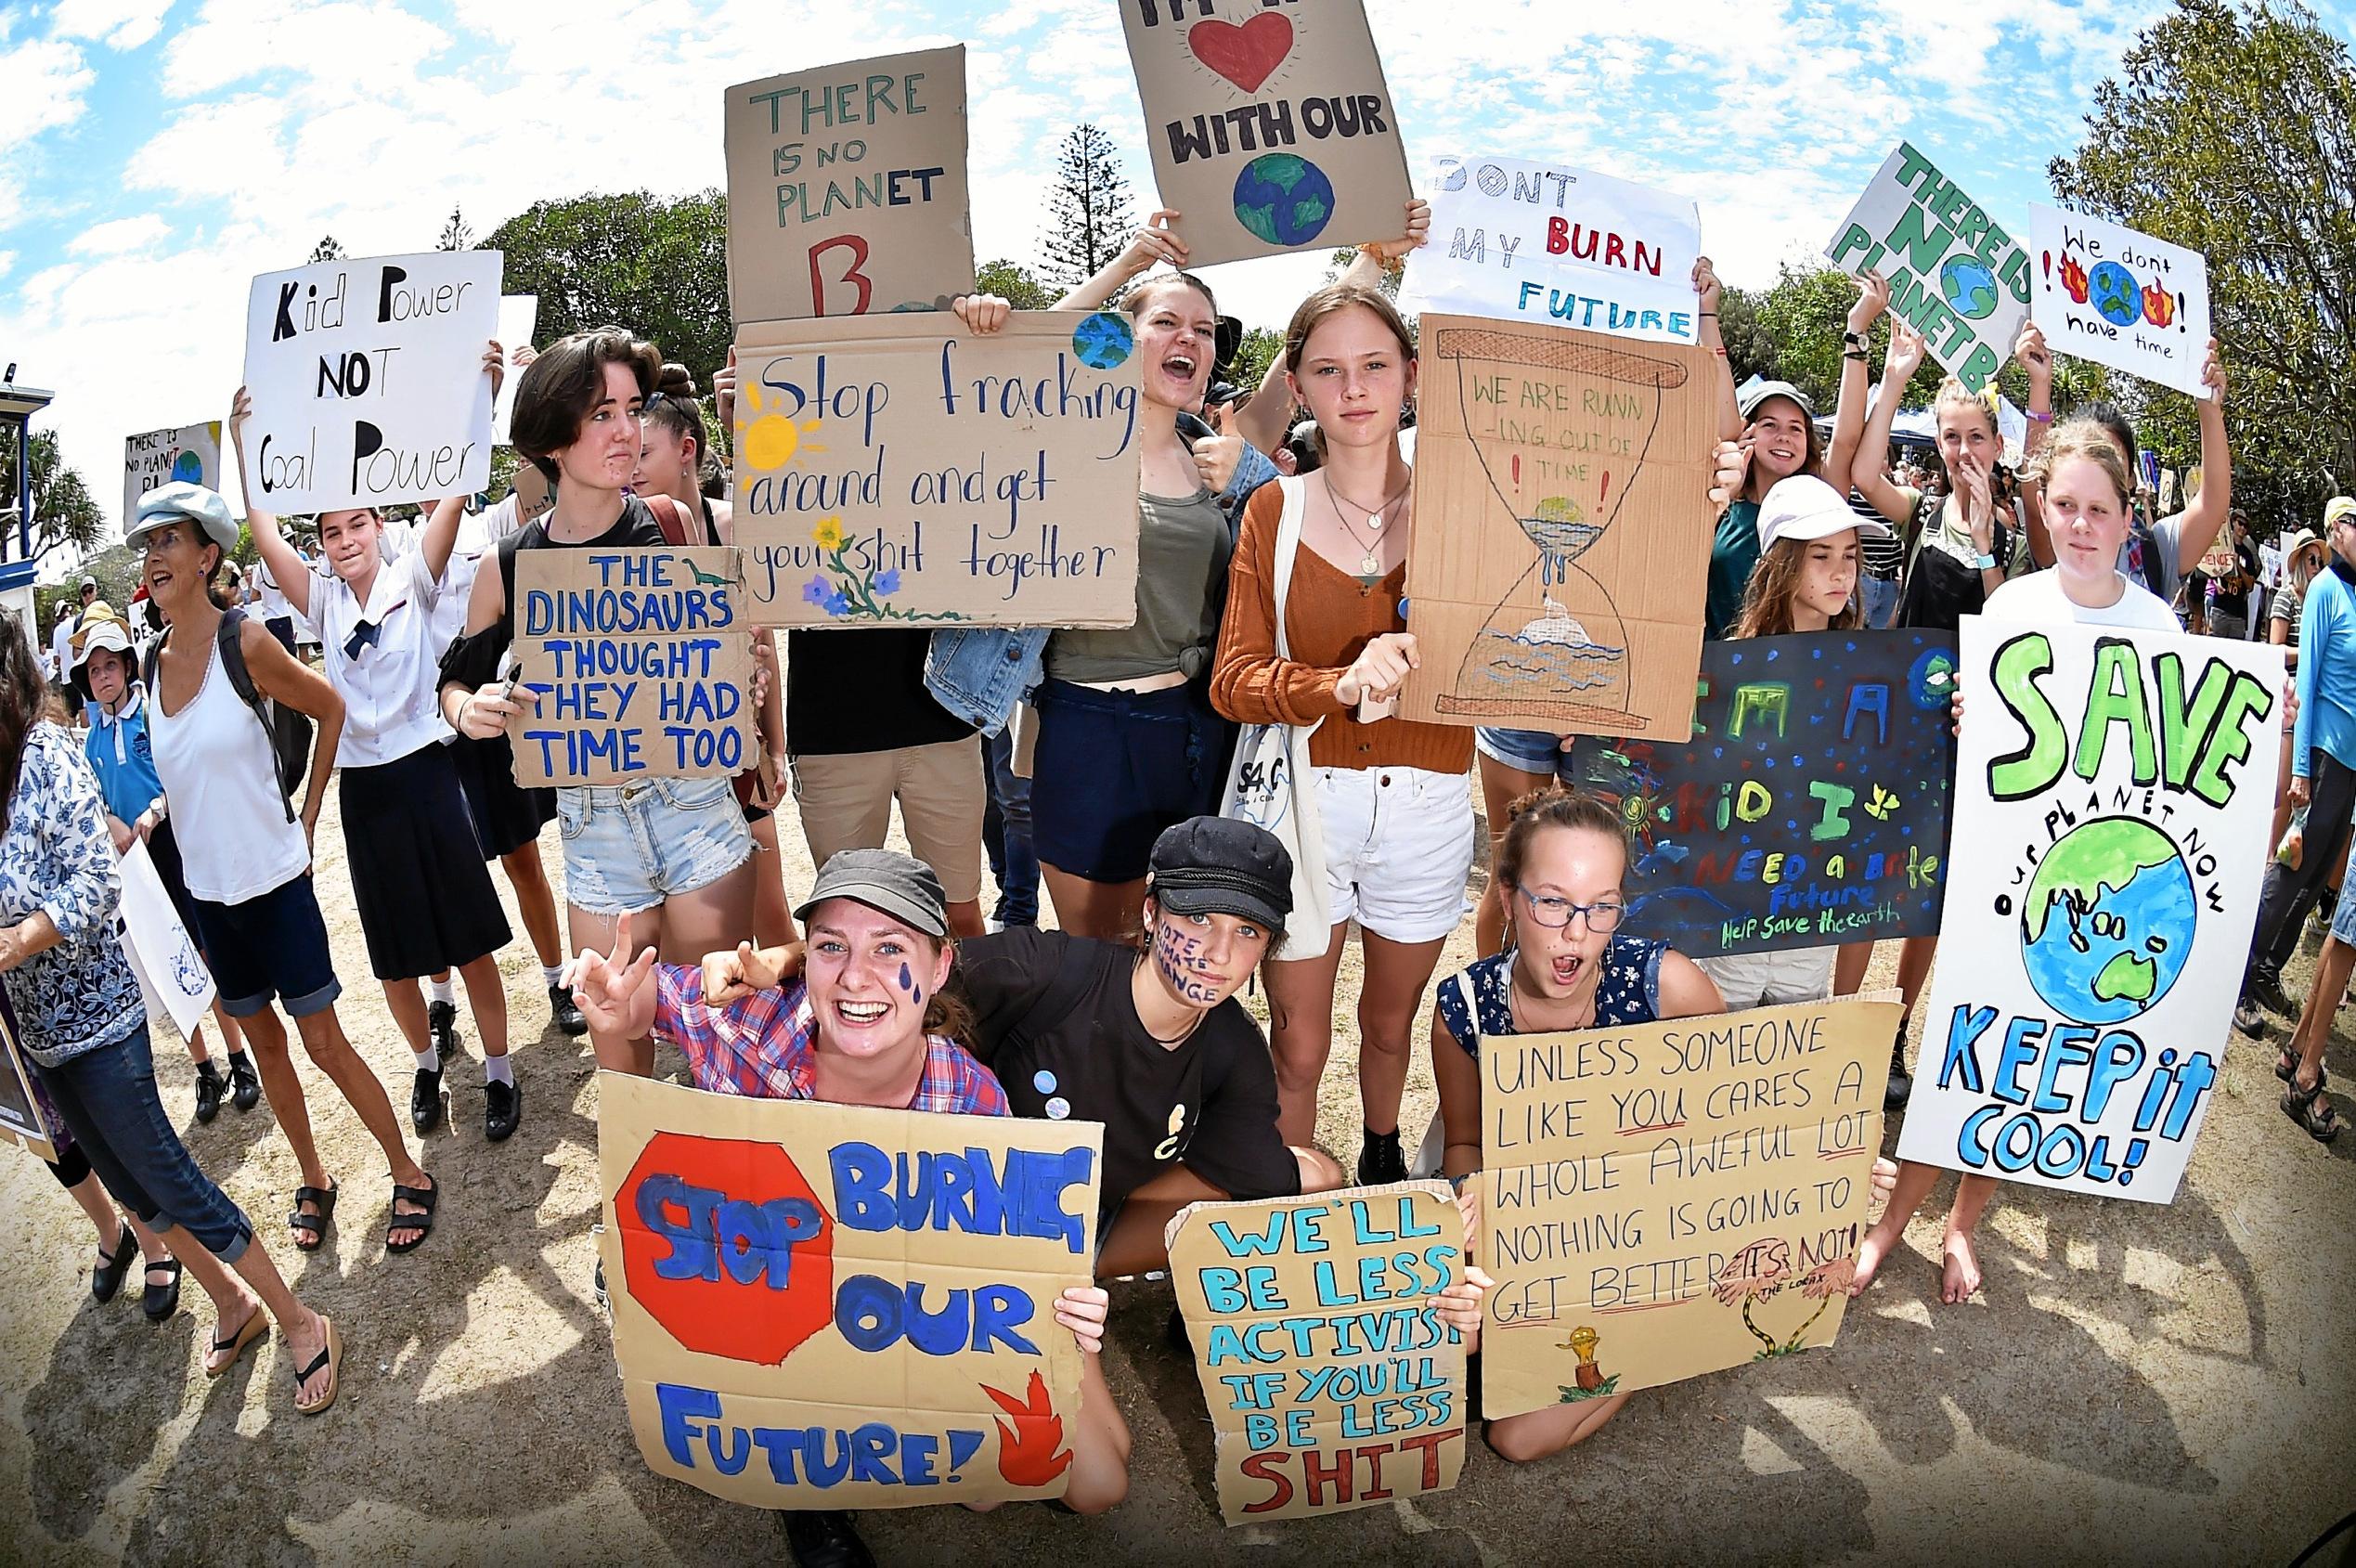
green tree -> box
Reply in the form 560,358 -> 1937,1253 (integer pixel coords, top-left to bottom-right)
437,205 -> 473,252
0,431 -> 105,563
2050,0 -> 2356,529
1040,124 -> 1135,291
1228,324 -> 1285,392
485,190 -> 731,389
976,258 -> 1057,311
307,235 -> 344,263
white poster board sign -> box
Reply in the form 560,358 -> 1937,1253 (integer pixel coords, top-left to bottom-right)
1399,155 -> 1701,343
239,250 -> 501,512
118,839 -> 214,1042
2028,206 -> 2211,400
492,294 -> 539,444
1896,616 -> 2282,1203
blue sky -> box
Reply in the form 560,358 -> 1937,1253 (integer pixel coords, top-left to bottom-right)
6,0 -> 2347,563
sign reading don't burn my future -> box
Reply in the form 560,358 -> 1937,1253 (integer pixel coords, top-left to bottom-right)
239,250 -> 499,512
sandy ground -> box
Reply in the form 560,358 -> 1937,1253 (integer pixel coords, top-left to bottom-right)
0,771 -> 2351,1568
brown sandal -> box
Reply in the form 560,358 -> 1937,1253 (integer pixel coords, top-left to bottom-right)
292,1315 -> 343,1416
2283,1080 -> 2343,1143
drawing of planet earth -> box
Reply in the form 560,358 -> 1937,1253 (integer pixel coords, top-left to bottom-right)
2019,816 -> 2195,1025
2089,260 -> 2143,327
1234,153 -> 1334,248
1940,253 -> 2000,321
170,449 -> 204,484
1072,311 -> 1134,369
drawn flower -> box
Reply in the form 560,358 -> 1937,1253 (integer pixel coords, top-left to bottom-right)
813,515 -> 846,551
802,575 -> 835,608
872,568 -> 901,596
1863,784 -> 1900,821
822,589 -> 852,617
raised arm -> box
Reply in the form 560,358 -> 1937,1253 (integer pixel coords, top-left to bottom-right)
1695,256 -> 1741,444
1054,211 -> 1188,313
1850,324 -> 1929,525
1824,271 -> 1891,494
2168,341 -> 2233,571
228,385 -> 313,624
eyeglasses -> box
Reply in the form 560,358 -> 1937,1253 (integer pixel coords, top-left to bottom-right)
1517,888 -> 1625,932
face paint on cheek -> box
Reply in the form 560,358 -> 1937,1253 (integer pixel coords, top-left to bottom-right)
896,961 -> 921,1008
1152,923 -> 1221,1005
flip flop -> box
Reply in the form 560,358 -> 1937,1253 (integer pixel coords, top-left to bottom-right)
292,1315 -> 342,1416
205,1305 -> 268,1378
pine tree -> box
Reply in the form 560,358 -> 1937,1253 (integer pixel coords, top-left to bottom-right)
307,235 -> 345,263
437,205 -> 473,251
1040,123 -> 1136,291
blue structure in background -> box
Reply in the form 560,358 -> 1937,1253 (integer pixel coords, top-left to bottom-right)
0,371 -> 57,600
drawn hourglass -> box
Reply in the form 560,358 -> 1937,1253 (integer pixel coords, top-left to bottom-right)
1432,327 -> 1689,733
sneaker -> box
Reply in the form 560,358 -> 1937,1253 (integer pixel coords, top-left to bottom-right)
591,1222 -> 608,1311
1884,1040 -> 1913,1110
411,1067 -> 445,1134
194,1063 -> 227,1125
485,1078 -> 521,1143
2250,967 -> 2294,1017
428,1000 -> 460,1063
548,983 -> 588,1039
2319,886 -> 2340,927
227,1052 -> 262,1112
782,1510 -> 876,1568
2234,997 -> 2271,1038
1356,1128 -> 1406,1186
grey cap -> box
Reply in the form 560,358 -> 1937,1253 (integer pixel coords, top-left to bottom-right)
127,482 -> 239,553
1148,816 -> 1292,932
1740,380 -> 1816,421
794,849 -> 949,939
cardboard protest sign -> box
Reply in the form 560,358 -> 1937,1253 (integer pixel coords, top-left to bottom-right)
491,295 -> 538,443
598,1072 -> 1103,1510
726,47 -> 974,325
509,548 -> 758,787
1896,617 -> 2280,1203
2028,206 -> 2211,401
509,461 -> 552,528
118,839 -> 216,1042
0,991 -> 57,1164
731,312 -> 1142,628
239,250 -> 500,512
1480,995 -> 1898,1419
1826,144 -> 2030,395
1401,316 -> 1715,736
1120,0 -> 1412,267
123,421 -> 222,527
1399,156 -> 1702,344
1562,630 -> 1958,957
1166,1184 -> 1468,1522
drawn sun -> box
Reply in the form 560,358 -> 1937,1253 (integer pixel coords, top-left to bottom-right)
735,382 -> 827,473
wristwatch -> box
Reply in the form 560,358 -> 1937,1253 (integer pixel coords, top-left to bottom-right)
1973,551 -> 1998,571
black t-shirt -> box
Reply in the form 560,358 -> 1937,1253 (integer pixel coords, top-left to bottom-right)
953,927 -> 1300,1222
786,628 -> 974,757
2200,539 -> 2259,618
442,494 -> 672,691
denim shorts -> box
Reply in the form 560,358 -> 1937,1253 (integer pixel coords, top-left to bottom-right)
188,874 -> 343,1020
1860,573 -> 1901,630
1474,727 -> 1575,780
37,1024 -> 253,1261
557,774 -> 756,915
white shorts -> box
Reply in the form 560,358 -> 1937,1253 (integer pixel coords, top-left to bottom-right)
1311,764 -> 1476,944
1695,945 -> 1837,1010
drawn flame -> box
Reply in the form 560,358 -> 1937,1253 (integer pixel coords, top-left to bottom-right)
2059,252 -> 2091,305
2142,280 -> 2175,329
982,1371 -> 1072,1486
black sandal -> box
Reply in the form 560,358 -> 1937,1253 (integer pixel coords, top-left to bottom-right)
288,1181 -> 339,1251
386,1176 -> 438,1254
142,1257 -> 184,1322
2283,1079 -> 2343,1143
2275,1046 -> 2327,1089
91,1222 -> 135,1304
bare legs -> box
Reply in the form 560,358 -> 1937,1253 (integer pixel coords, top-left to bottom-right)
500,841 -> 564,969
1849,1161 -> 1997,1302
746,812 -> 797,950
1041,866 -> 1149,947
1264,927 -> 1351,1146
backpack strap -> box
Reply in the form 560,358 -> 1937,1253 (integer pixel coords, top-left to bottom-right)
642,494 -> 693,548
998,935 -> 1110,1061
214,607 -> 297,824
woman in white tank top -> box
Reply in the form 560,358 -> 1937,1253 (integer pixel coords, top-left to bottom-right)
134,485 -> 439,1257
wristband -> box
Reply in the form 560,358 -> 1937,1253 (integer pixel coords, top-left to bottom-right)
1844,350 -> 1869,363
1974,551 -> 1998,571
2027,410 -> 2053,424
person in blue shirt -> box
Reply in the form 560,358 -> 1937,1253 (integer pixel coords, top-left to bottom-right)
70,614 -> 259,1125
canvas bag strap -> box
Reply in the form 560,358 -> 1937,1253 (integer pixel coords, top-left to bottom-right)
1272,476 -> 1306,662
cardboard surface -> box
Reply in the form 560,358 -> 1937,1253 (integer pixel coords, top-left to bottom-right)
1825,144 -> 2030,395
598,1073 -> 1102,1510
1165,1184 -> 1468,1522
1561,630 -> 1958,956
2028,205 -> 2211,400
508,548 -> 758,787
491,295 -> 539,443
122,421 -> 222,529
1480,995 -> 1898,1419
0,993 -> 57,1165
1399,156 -> 1702,343
118,839 -> 216,1042
1896,616 -> 2280,1203
239,250 -> 500,512
730,312 -> 1142,627
1120,0 -> 1413,267
1400,316 -> 1715,735
726,47 -> 974,325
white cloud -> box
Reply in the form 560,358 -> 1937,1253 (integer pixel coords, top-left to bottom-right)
67,213 -> 170,254
47,0 -> 177,50
0,32 -> 93,158
161,0 -> 453,98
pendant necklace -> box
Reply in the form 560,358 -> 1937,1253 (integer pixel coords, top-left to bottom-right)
1324,473 -> 1407,576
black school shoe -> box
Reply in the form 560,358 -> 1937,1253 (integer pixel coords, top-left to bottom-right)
1357,1127 -> 1407,1186
1884,1037 -> 1913,1110
2249,966 -> 2296,1018
227,1052 -> 262,1112
412,1067 -> 445,1134
485,1078 -> 521,1143
549,983 -> 588,1038
428,1000 -> 460,1063
782,1510 -> 876,1568
194,1062 -> 227,1125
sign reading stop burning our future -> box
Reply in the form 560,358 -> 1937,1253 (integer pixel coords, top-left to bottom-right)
1826,144 -> 2030,395
509,549 -> 757,788
239,250 -> 500,512
1896,617 -> 2282,1203
599,1073 -> 1104,1510
1166,1185 -> 1469,1523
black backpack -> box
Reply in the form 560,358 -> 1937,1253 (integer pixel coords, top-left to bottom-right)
144,607 -> 311,822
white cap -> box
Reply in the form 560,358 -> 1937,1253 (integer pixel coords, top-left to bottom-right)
1756,474 -> 1892,552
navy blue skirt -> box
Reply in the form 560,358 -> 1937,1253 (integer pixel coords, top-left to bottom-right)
1029,679 -> 1235,883
341,744 -> 511,980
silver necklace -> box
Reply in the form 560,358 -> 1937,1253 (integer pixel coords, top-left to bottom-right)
1323,473 -> 1406,576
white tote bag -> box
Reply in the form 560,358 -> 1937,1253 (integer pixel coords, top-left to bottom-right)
1219,477 -> 1333,960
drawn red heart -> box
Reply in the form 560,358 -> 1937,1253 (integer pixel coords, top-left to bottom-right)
1187,13 -> 1293,94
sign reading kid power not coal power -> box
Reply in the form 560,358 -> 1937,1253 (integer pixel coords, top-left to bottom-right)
1826,144 -> 2029,395
599,1074 -> 1104,1510
731,311 -> 1142,628
1896,617 -> 2281,1204
1120,0 -> 1412,267
239,250 -> 500,512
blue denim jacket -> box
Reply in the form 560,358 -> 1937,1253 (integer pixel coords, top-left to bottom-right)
924,436 -> 1281,733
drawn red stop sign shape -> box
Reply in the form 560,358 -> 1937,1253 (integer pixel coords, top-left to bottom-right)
618,1131 -> 835,1365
